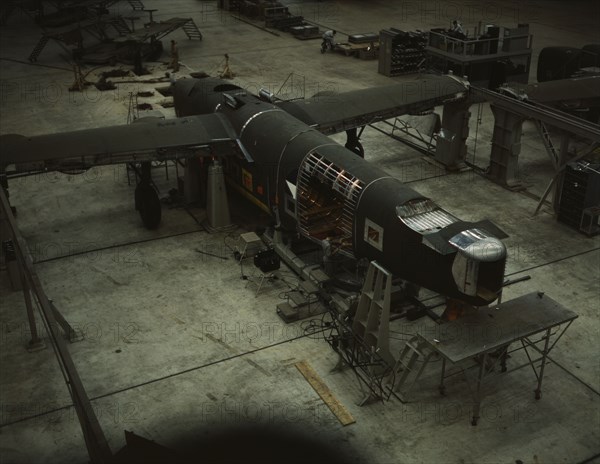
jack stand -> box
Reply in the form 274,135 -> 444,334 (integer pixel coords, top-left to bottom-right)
203,160 -> 233,232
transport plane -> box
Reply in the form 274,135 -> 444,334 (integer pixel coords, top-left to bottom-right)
1,74 -> 507,306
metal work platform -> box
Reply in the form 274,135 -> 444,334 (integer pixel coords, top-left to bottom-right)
394,292 -> 578,425
426,24 -> 533,88
115,17 -> 202,42
28,15 -> 131,62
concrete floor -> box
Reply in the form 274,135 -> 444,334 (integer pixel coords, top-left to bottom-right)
1,1 -> 599,463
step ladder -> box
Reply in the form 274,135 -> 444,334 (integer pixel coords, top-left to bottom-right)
276,277 -> 322,322
391,335 -> 435,401
108,16 -> 131,36
182,18 -> 202,40
351,261 -> 395,366
28,35 -> 50,62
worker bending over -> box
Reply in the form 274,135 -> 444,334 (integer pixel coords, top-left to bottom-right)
322,30 -> 336,51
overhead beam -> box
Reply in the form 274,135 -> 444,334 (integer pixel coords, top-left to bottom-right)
0,187 -> 112,463
470,86 -> 600,142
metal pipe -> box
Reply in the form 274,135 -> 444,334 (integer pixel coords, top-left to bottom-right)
0,188 -> 112,463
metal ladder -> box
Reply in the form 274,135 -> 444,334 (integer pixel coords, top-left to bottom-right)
127,92 -> 139,124
107,16 -> 131,36
391,335 -> 435,401
351,261 -> 395,366
182,19 -> 202,40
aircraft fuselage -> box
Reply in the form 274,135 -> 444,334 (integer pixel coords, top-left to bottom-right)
173,78 -> 507,306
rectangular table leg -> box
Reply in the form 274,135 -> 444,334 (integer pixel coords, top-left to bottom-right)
534,328 -> 552,400
471,352 -> 487,426
439,358 -> 447,396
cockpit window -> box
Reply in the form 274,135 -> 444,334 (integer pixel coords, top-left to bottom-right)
397,199 -> 457,234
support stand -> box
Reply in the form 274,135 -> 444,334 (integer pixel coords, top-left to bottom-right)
487,105 -> 526,188
435,99 -> 470,169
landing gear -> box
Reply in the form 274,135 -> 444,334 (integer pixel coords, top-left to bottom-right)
135,183 -> 161,229
134,162 -> 162,229
345,127 -> 365,157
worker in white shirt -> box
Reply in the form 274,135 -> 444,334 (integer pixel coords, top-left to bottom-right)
321,30 -> 336,52
449,20 -> 464,36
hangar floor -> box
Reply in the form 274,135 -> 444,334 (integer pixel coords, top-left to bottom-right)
0,1 -> 599,463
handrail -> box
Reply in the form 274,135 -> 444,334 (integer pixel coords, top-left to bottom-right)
428,30 -> 533,57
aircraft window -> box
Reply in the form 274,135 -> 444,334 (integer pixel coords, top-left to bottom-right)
364,218 -> 383,251
448,228 -> 505,261
397,198 -> 436,217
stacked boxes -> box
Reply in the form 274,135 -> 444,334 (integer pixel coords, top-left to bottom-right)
378,28 -> 427,77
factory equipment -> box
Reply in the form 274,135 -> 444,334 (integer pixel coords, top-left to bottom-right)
378,28 -> 427,77
427,23 -> 532,89
558,160 -> 600,235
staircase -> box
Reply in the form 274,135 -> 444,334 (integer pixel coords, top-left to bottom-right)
107,15 -> 131,36
276,278 -> 321,322
390,335 -> 435,400
182,18 -> 202,40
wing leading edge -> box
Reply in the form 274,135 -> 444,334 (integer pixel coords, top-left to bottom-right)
0,113 -> 237,173
277,74 -> 468,135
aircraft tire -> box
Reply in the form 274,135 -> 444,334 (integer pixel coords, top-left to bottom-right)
135,183 -> 162,229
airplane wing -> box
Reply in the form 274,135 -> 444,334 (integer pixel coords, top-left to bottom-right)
276,74 -> 467,135
0,113 -> 237,173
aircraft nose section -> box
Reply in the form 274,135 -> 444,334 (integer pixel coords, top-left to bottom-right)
462,236 -> 506,262
449,228 -> 506,262
449,229 -> 507,302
